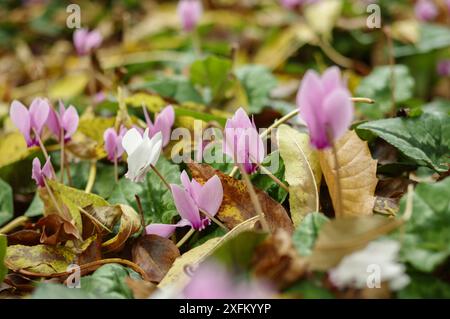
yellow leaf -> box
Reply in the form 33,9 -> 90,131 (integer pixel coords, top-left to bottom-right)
5,244 -> 76,274
277,125 -> 321,227
254,22 -> 316,70
125,93 -> 167,113
304,0 -> 342,40
319,130 -> 378,218
0,132 -> 34,168
309,215 -> 403,271
391,19 -> 419,44
158,216 -> 259,290
48,73 -> 89,100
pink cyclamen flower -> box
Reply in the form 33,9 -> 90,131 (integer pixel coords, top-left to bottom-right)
437,60 -> 450,77
146,170 -> 223,237
183,261 -> 274,299
446,0 -> 450,13
73,28 -> 103,56
103,126 -> 127,162
177,0 -> 203,32
32,157 -> 54,187
296,66 -> 354,149
46,101 -> 79,142
142,105 -> 175,147
414,0 -> 438,21
223,108 -> 265,174
10,98 -> 50,147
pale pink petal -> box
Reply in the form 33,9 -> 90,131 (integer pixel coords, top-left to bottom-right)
322,89 -> 353,141
104,128 -> 118,161
85,30 -> 103,52
61,105 -> 79,138
10,100 -> 31,145
322,66 -> 344,92
42,156 -> 54,180
197,175 -> 223,217
180,170 -> 192,191
145,219 -> 191,238
178,0 -> 203,32
73,28 -> 89,55
29,98 -> 50,135
31,157 -> 44,187
171,184 -> 202,229
46,107 -> 61,137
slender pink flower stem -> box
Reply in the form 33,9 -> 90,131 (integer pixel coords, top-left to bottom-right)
326,128 -> 343,218
43,178 -> 65,218
60,129 -> 65,183
176,228 -> 195,248
113,153 -> 119,183
199,208 -> 229,231
237,163 -> 270,233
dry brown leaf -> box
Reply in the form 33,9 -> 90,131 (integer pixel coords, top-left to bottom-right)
188,163 -> 294,234
309,215 -> 403,271
132,235 -> 180,283
252,229 -> 308,289
319,130 -> 378,218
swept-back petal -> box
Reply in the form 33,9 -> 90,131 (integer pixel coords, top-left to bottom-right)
31,157 -> 44,187
171,184 -> 201,228
10,100 -> 31,144
61,105 -> 79,138
322,88 -> 353,141
29,98 -> 50,134
197,175 -> 223,217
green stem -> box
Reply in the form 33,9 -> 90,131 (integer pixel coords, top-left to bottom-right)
85,161 -> 97,194
176,228 -> 195,248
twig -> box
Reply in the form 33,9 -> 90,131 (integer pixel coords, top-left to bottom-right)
0,216 -> 29,234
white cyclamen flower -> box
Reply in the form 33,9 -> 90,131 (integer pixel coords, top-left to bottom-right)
329,239 -> 410,291
122,128 -> 162,183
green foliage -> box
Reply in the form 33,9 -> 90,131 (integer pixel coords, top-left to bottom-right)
235,65 -> 277,114
398,271 -> 450,299
32,264 -> 141,299
395,24 -> 450,57
251,152 -> 288,204
292,212 -> 329,256
356,65 -> 414,119
142,76 -> 204,104
0,235 -> 6,283
190,56 -> 233,103
358,113 -> 450,172
396,178 -> 450,272
0,178 -> 13,226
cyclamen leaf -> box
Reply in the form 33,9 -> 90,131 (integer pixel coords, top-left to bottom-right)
292,212 -> 329,257
396,178 -> 450,272
358,113 -> 450,172
355,65 -> 414,119
0,178 -> 13,226
235,65 -> 277,114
